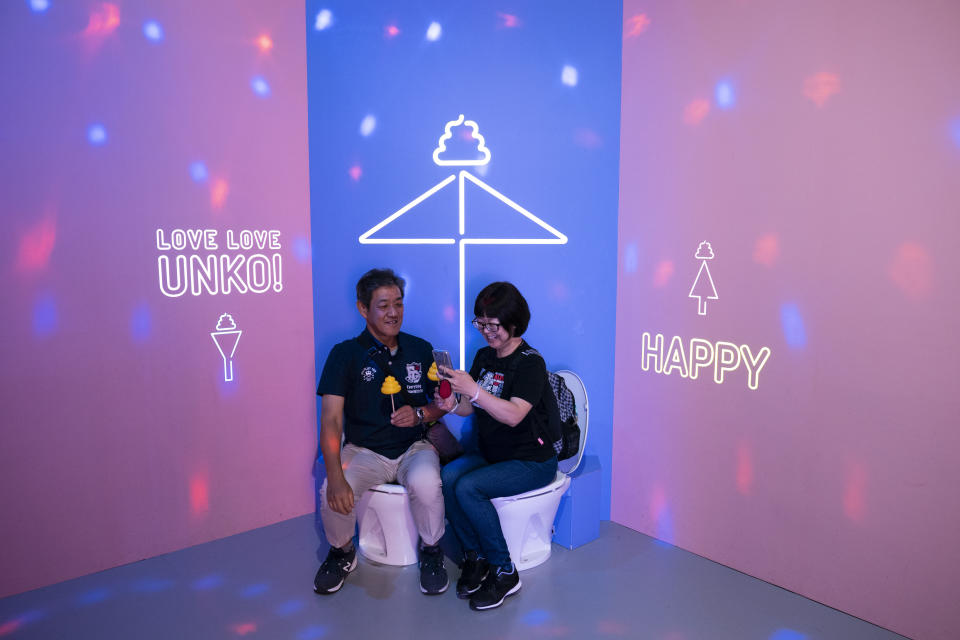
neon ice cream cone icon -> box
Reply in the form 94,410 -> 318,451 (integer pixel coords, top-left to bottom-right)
211,313 -> 242,382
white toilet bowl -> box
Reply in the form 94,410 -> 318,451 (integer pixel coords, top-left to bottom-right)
490,471 -> 571,570
355,483 -> 420,566
491,369 -> 589,571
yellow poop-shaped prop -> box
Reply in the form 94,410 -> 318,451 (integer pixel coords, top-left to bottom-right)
427,362 -> 439,382
381,375 -> 401,411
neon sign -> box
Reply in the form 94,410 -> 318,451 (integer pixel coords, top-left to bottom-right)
642,242 -> 772,389
640,332 -> 771,390
359,115 -> 567,368
155,228 -> 284,297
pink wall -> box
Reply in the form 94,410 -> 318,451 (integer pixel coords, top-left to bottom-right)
0,1 -> 316,597
613,2 -> 960,639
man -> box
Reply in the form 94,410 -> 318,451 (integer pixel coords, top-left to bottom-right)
313,268 -> 448,595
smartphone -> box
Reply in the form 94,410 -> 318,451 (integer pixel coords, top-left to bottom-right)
431,349 -> 454,378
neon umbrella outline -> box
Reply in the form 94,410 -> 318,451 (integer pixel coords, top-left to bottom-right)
359,115 -> 567,368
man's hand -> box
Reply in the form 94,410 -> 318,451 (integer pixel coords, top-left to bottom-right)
390,404 -> 420,427
326,475 -> 355,515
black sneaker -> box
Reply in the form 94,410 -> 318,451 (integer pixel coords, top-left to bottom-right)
419,544 -> 449,595
456,552 -> 489,599
469,564 -> 521,610
313,545 -> 357,594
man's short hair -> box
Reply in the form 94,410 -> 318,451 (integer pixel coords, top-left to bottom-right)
473,281 -> 530,337
356,268 -> 406,308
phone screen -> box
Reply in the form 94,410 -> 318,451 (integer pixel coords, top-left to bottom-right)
432,349 -> 453,378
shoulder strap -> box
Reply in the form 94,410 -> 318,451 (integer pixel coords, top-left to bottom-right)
365,345 -> 417,406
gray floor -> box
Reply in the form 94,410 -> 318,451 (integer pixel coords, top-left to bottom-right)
0,516 -> 907,640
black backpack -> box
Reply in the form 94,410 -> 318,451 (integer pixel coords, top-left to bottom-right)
546,371 -> 580,461
507,348 -> 580,461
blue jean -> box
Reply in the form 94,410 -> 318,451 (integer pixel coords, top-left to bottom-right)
441,453 -> 558,568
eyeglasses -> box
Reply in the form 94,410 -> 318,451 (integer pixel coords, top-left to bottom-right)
471,319 -> 502,333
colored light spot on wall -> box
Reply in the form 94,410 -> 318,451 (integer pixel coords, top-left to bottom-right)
17,215 -> 56,273
623,242 -> 639,274
561,65 -> 578,87
683,99 -> 710,126
297,625 -> 329,640
275,599 -> 305,616
250,76 -> 271,97
951,117 -> 960,147
348,164 -> 362,182
780,303 -> 807,349
210,178 -> 229,210
190,161 -> 208,183
551,281 -> 570,301
190,471 -> 210,515
231,623 -> 257,636
29,0 -> 50,13
887,241 -> 933,300
76,587 -> 112,606
256,34 -> 273,52
736,442 -> 753,495
314,9 -> 333,31
843,460 -> 868,523
597,620 -> 628,635
769,628 -> 809,640
443,304 -> 456,323
753,232 -> 780,267
573,128 -> 602,149
143,20 -> 163,42
650,484 -> 674,543
192,574 -> 224,590
426,21 -> 442,41
293,235 -> 311,262
359,114 -> 376,137
652,260 -> 674,288
715,80 -> 735,109
385,24 -> 400,38
625,13 -> 651,38
240,583 -> 269,598
33,292 -> 58,337
130,302 -> 152,342
83,3 -> 120,38
497,13 -> 520,29
87,123 -> 107,145
803,72 -> 840,108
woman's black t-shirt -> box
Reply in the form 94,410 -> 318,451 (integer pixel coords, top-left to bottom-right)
469,341 -> 555,463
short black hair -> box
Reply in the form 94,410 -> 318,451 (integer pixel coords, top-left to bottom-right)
356,268 -> 405,308
473,281 -> 530,337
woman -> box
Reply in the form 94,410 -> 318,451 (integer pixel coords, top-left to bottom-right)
436,281 -> 559,611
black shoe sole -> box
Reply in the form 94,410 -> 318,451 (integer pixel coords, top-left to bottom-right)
420,578 -> 450,595
313,554 -> 358,595
469,579 -> 521,610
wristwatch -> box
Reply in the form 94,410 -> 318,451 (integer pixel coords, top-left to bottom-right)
415,407 -> 425,425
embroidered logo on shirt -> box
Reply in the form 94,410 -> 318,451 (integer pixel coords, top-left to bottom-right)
405,362 -> 422,384
361,366 -> 377,382
478,369 -> 505,398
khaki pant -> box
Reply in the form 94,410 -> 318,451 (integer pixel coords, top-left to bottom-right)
319,440 -> 445,548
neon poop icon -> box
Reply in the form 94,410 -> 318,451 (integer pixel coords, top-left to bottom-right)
211,313 -> 242,382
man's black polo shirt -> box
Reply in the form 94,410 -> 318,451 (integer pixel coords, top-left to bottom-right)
317,328 -> 438,459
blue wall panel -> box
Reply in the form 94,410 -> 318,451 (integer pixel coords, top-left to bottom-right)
307,0 -> 621,518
